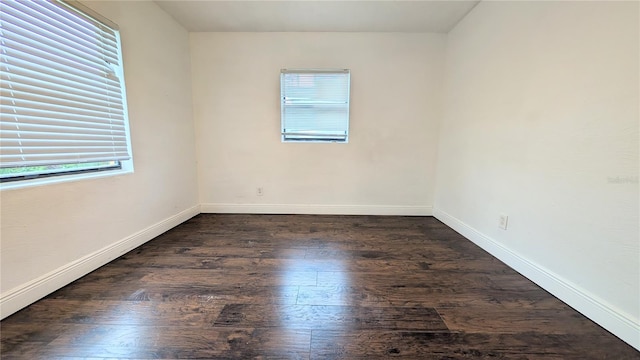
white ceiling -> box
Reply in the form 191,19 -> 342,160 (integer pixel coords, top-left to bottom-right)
154,1 -> 481,33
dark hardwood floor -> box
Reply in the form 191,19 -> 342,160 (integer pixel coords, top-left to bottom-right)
1,214 -> 638,359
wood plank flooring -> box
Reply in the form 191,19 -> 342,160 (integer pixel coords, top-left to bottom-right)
1,214 -> 638,359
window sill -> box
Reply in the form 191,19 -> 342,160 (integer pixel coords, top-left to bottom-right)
0,166 -> 134,192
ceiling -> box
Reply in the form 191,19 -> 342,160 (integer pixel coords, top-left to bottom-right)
154,1 -> 481,33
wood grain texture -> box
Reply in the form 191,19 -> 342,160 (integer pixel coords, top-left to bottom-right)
2,214 -> 637,359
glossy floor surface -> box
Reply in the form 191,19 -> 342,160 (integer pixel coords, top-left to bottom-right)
1,214 -> 638,359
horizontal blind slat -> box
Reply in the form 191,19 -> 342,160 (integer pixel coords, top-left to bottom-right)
1,87 -> 124,114
2,146 -> 128,154
280,70 -> 350,141
3,37 -> 108,77
1,73 -> 123,106
2,42 -> 117,85
3,53 -> 121,92
2,104 -> 125,125
4,1 -> 113,53
1,10 -> 119,65
1,27 -> 117,72
2,96 -> 124,120
0,0 -> 131,171
2,131 -> 126,144
1,113 -> 126,131
3,1 -> 120,62
0,152 -> 130,168
2,66 -> 122,101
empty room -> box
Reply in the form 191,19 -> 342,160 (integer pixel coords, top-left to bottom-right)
0,0 -> 638,358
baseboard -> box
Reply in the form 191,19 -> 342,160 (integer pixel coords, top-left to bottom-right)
433,207 -> 640,351
200,203 -> 432,216
0,205 -> 200,320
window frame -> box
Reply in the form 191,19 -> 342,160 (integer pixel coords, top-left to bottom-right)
0,0 -> 133,190
280,69 -> 351,143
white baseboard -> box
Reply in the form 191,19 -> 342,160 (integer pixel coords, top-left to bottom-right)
0,205 -> 200,320
200,203 -> 432,216
433,207 -> 640,351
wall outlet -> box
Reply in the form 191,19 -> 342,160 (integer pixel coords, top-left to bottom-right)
498,214 -> 508,230
256,187 -> 264,196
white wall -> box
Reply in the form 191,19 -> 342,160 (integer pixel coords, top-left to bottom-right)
3,1 -> 637,348
435,1 -> 639,347
0,0 -> 199,318
191,32 -> 445,215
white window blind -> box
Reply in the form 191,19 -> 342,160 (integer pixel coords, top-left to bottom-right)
0,0 -> 131,177
281,69 -> 350,142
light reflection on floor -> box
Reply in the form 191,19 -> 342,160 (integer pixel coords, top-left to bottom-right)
279,245 -> 351,339
55,301 -> 150,357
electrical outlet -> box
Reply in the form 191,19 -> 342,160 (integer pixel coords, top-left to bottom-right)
498,214 -> 508,230
256,187 -> 264,196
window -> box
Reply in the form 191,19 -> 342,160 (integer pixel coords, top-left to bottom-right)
281,69 -> 350,142
0,0 -> 132,185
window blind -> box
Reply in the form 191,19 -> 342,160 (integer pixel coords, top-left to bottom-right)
0,0 -> 131,169
281,69 -> 350,142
